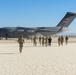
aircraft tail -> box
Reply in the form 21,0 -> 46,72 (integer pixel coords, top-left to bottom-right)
56,12 -> 76,27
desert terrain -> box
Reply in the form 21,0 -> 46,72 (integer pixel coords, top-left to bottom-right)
0,36 -> 76,75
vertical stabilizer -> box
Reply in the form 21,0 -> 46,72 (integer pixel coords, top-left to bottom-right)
57,12 -> 76,27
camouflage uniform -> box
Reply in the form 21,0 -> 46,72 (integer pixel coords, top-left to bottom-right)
18,35 -> 24,53
39,36 -> 42,45
58,36 -> 61,46
45,37 -> 48,47
33,36 -> 37,46
65,36 -> 69,45
61,36 -> 64,46
42,37 -> 45,46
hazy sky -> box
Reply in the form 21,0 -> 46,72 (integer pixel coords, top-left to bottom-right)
0,0 -> 76,33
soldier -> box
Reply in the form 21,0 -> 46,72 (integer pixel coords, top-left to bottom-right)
61,36 -> 64,46
65,36 -> 69,45
39,36 -> 42,45
33,36 -> 37,46
45,36 -> 48,47
18,35 -> 25,53
42,37 -> 45,46
48,36 -> 52,46
58,36 -> 61,46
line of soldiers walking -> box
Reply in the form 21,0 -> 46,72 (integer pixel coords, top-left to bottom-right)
33,36 -> 69,46
33,36 -> 52,47
17,35 -> 69,53
58,36 -> 69,46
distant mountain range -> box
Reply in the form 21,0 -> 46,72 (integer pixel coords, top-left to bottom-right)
56,33 -> 76,36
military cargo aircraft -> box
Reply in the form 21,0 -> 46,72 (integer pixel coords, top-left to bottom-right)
0,12 -> 76,39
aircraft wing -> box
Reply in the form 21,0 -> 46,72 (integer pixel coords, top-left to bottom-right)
34,27 -> 64,36
34,29 -> 51,32
34,28 -> 61,32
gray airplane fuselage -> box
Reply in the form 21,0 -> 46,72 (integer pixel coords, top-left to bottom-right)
0,12 -> 76,39
0,26 -> 68,38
